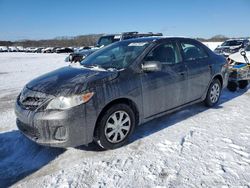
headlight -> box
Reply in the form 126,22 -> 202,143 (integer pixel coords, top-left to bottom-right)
46,92 -> 94,110
214,49 -> 220,53
69,55 -> 73,61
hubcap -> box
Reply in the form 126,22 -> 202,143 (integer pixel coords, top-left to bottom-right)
210,83 -> 220,103
104,111 -> 131,143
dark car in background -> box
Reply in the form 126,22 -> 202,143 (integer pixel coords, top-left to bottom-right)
15,37 -> 228,150
214,39 -> 249,57
42,47 -> 61,53
34,47 -> 44,53
56,47 -> 74,53
66,31 -> 163,63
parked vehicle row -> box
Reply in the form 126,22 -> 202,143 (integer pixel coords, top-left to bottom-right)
0,46 -> 76,53
0,46 -> 24,52
65,32 -> 163,63
27,47 -> 75,53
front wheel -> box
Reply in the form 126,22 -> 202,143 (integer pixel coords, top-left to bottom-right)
95,104 -> 135,150
204,79 -> 222,107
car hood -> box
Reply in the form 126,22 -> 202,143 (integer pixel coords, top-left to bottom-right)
229,51 -> 250,63
216,45 -> 242,50
26,66 -> 118,96
78,48 -> 99,56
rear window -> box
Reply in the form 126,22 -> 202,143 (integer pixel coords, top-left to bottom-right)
97,36 -> 120,46
180,42 -> 208,61
246,45 -> 250,51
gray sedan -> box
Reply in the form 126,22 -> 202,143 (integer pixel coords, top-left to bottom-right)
15,37 -> 228,149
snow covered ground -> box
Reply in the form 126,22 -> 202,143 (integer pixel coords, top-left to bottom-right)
203,42 -> 222,51
0,50 -> 249,188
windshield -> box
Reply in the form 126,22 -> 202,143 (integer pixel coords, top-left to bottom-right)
97,36 -> 120,47
221,40 -> 243,46
81,41 -> 150,70
245,45 -> 250,51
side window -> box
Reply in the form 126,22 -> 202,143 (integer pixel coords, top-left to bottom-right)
243,40 -> 249,47
180,41 -> 208,61
145,42 -> 182,64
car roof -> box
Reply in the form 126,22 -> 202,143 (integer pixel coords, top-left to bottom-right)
118,36 -> 193,43
101,34 -> 121,37
226,39 -> 247,42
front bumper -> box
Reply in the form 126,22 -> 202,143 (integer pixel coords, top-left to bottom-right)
15,101 -> 97,148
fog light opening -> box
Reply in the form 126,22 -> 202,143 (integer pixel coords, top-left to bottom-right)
54,126 -> 67,141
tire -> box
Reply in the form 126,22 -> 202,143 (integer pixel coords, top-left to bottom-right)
227,81 -> 238,92
238,80 -> 248,89
95,103 -> 135,150
204,79 -> 222,107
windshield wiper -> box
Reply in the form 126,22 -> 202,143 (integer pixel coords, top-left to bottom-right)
81,64 -> 108,71
81,63 -> 119,71
84,64 -> 100,68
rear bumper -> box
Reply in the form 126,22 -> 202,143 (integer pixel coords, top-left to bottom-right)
15,101 -> 97,148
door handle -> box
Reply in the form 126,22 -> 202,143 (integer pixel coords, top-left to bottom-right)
179,72 -> 185,76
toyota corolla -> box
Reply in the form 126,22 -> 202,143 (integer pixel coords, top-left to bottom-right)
15,37 -> 228,149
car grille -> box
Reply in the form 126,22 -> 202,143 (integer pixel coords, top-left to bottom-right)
18,87 -> 51,111
223,48 -> 230,53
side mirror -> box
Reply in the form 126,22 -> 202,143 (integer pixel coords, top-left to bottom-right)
240,50 -> 246,57
142,61 -> 162,72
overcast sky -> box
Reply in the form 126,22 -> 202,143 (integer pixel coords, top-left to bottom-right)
0,0 -> 249,41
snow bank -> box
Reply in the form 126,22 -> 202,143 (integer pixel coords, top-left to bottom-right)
203,42 -> 222,51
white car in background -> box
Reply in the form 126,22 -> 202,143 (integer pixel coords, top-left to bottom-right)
0,46 -> 9,52
228,45 -> 250,64
17,46 -> 24,52
25,47 -> 35,52
8,46 -> 19,52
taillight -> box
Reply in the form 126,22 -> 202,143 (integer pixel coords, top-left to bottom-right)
223,58 -> 230,68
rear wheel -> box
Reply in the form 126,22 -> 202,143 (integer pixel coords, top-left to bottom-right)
227,81 -> 238,92
95,104 -> 135,150
204,79 -> 222,107
238,80 -> 248,89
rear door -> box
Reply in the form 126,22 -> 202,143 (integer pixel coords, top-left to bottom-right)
141,40 -> 188,118
179,39 -> 212,102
